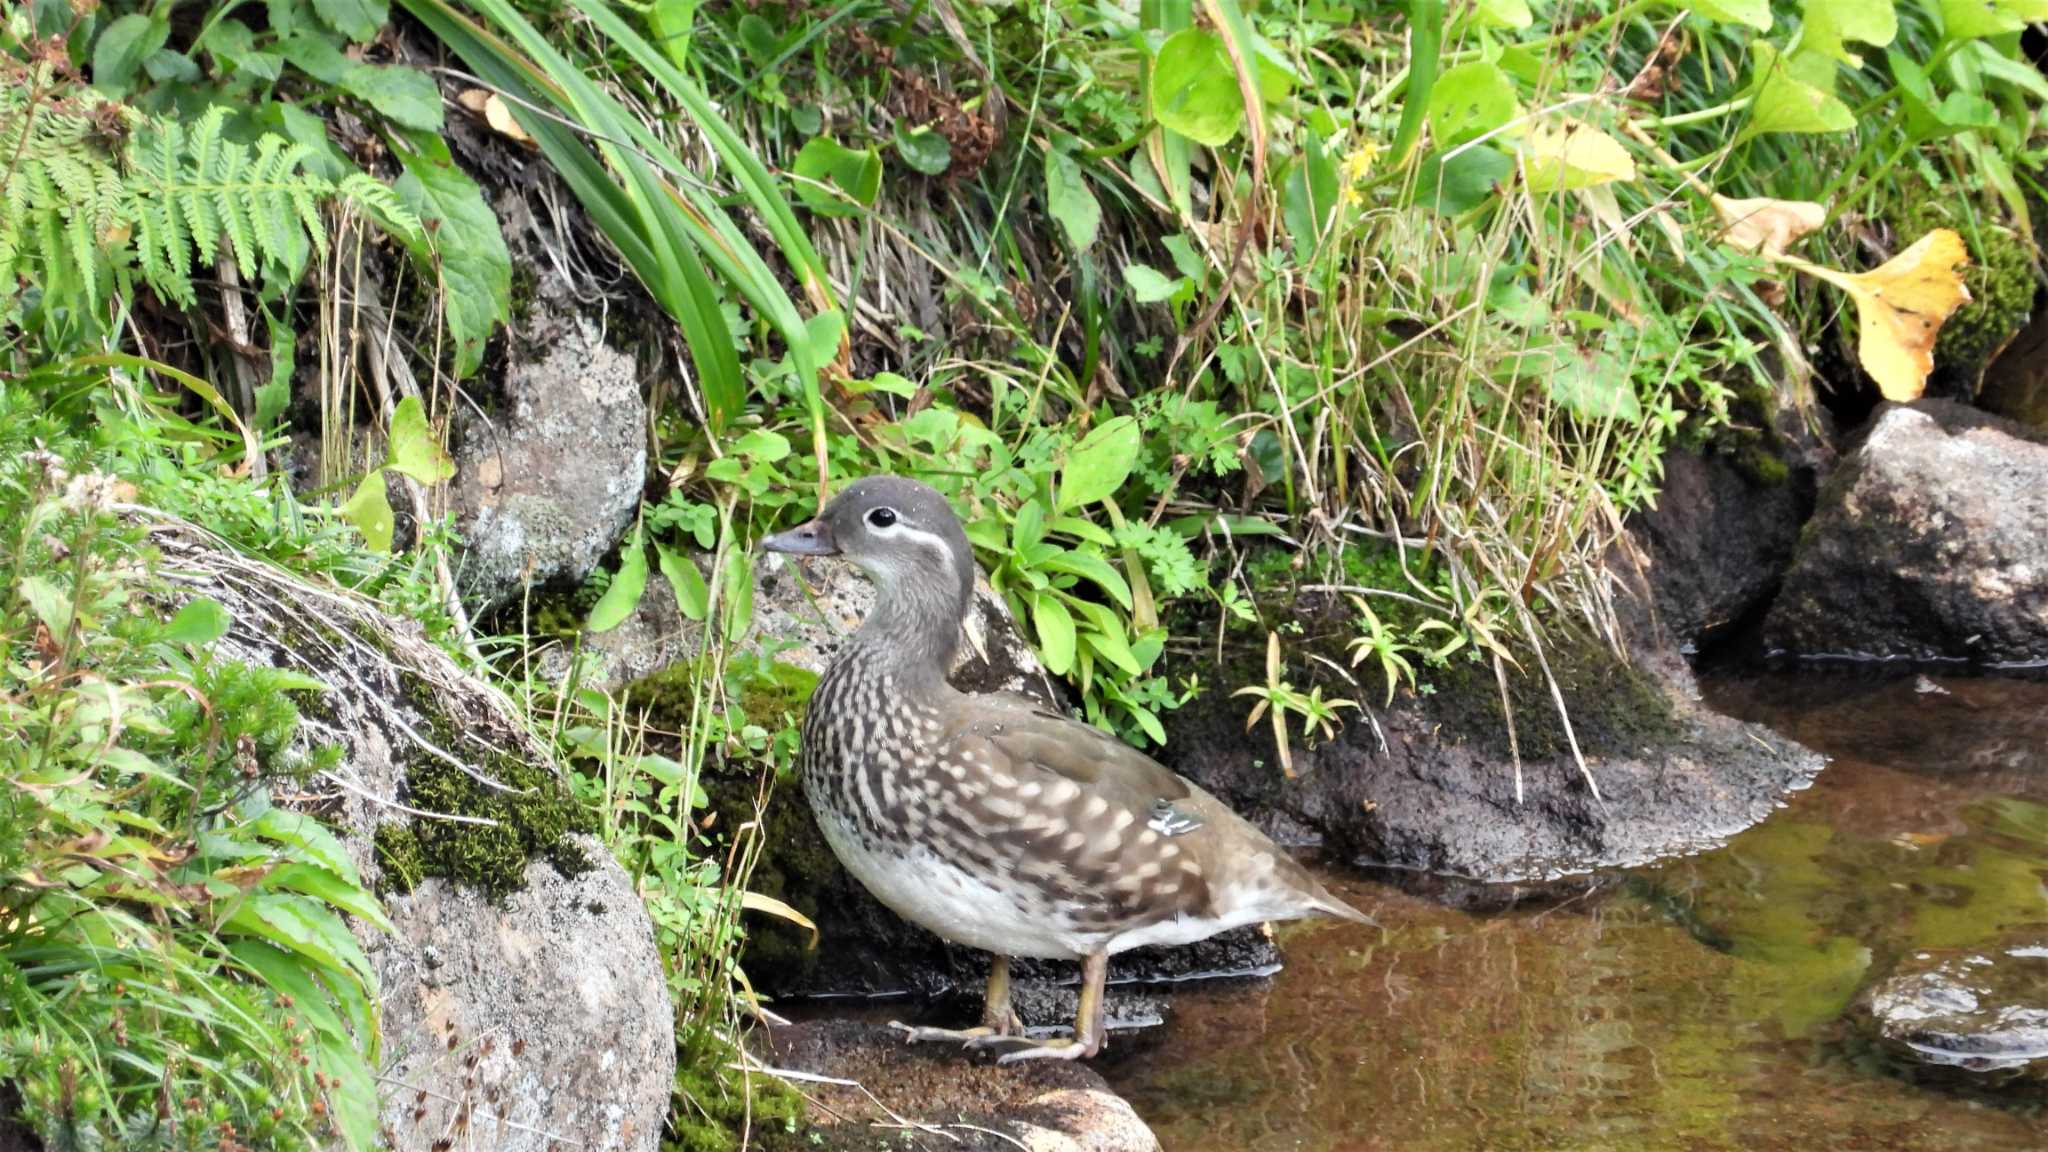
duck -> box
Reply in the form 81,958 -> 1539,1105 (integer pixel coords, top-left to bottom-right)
764,475 -> 1372,1062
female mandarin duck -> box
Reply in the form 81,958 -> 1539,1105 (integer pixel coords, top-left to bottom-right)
765,476 -> 1371,1062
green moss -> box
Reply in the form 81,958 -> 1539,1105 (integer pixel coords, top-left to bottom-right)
623,662 -> 704,731
383,682 -> 598,899
664,1028 -> 808,1152
1884,192 -> 2039,389
1427,630 -> 1681,761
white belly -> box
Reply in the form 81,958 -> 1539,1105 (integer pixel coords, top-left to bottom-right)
812,804 -> 1089,959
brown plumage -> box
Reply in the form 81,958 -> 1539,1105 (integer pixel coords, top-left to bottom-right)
765,476 -> 1371,1061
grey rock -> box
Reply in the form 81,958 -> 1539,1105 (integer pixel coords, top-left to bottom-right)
150,518 -> 673,1152
1625,444 -> 1809,648
451,273 -> 647,614
1763,401 -> 2048,666
758,1020 -> 1160,1152
1858,941 -> 2048,1083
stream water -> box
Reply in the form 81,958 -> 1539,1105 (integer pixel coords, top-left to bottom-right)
1098,673 -> 2048,1151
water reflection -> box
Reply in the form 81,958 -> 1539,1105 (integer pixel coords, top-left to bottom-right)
1104,673 -> 2048,1150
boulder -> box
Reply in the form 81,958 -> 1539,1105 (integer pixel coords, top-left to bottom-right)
1158,611 -> 1820,883
1625,443 -> 1809,649
451,271 -> 647,614
1856,940 -> 2048,1084
1979,304 -> 2048,431
1763,401 -> 2048,667
758,1020 -> 1160,1152
151,517 -> 674,1151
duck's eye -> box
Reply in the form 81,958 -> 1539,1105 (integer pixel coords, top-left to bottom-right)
866,507 -> 898,529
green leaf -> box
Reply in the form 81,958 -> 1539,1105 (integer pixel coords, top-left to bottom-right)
1122,263 -> 1187,303
1282,129 -> 1341,262
248,808 -> 360,887
1041,549 -> 1135,611
1516,344 -> 1642,423
223,892 -> 375,984
340,472 -> 394,552
587,525 -> 649,633
201,18 -> 283,82
92,15 -> 169,96
262,862 -> 394,933
277,33 -> 357,84
384,395 -> 456,483
1692,0 -> 1772,29
1151,28 -> 1244,147
1417,145 -> 1513,214
257,311 -> 297,429
721,547 -> 754,640
312,0 -> 390,42
1044,149 -> 1102,251
18,575 -> 71,635
1745,44 -> 1854,137
1030,592 -> 1077,675
647,0 -> 701,67
1058,415 -> 1142,512
392,133 -> 511,379
791,136 -> 882,217
1471,0 -> 1533,28
1428,60 -> 1518,147
341,65 -> 445,131
164,598 -> 232,647
655,542 -> 710,621
1939,0 -> 2048,39
1075,605 -> 1144,676
893,124 -> 952,175
1804,0 -> 1895,65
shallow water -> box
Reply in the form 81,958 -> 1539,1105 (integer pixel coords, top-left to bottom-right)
1099,673 -> 2048,1151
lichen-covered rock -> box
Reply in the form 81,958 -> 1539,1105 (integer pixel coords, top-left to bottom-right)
451,272 -> 647,613
759,1020 -> 1160,1152
1763,401 -> 2048,666
1857,940 -> 2048,1084
150,518 -> 673,1151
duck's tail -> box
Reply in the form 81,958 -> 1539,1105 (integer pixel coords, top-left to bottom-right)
1302,880 -> 1380,929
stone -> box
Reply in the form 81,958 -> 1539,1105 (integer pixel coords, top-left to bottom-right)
1979,303 -> 2048,431
1624,443 -> 1809,649
451,272 -> 647,614
757,1020 -> 1160,1152
1762,401 -> 2048,667
1157,610 -> 1821,884
1857,940 -> 2048,1084
151,518 -> 674,1151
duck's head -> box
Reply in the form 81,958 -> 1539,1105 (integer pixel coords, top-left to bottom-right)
764,477 -> 977,653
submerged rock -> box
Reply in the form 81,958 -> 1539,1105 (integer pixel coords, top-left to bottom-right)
152,517 -> 673,1150
1763,401 -> 2048,667
451,271 -> 647,614
1857,941 -> 2048,1084
759,1019 -> 1161,1152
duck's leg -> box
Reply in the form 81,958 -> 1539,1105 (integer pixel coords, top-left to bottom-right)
979,950 -> 1107,1064
890,954 -> 1023,1045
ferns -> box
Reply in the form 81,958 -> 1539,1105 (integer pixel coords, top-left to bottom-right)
0,65 -> 420,337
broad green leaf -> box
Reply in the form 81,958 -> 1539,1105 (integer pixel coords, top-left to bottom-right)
802,310 -> 845,373
1045,149 -> 1102,251
340,472 -> 394,552
587,526 -> 649,633
732,428 -> 793,461
341,64 -> 445,131
894,124 -> 952,175
721,547 -> 754,640
262,862 -> 394,933
1012,498 -> 1047,555
792,136 -> 882,217
655,543 -> 710,621
1040,549 -> 1135,611
248,808 -> 360,886
1282,129 -> 1341,262
1151,28 -> 1244,147
1472,0 -> 1533,28
1544,346 -> 1642,423
276,33 -> 357,84
1058,416 -> 1143,511
1074,602 -> 1144,676
1804,0 -> 1895,65
92,15 -> 169,96
312,0 -> 390,42
1418,145 -> 1513,213
1692,0 -> 1771,29
200,18 -> 283,81
1122,263 -> 1187,303
1031,592 -> 1077,675
384,395 -> 456,483
164,598 -> 232,647
647,0 -> 701,67
392,133 -> 511,379
1967,40 -> 2048,102
1745,44 -> 1853,136
1520,119 -> 1636,192
1428,60 -> 1518,147
18,575 -> 71,635
1939,0 -> 2048,40
224,892 -> 375,983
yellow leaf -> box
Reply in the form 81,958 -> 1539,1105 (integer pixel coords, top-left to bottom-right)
1521,119 -> 1637,192
740,890 -> 818,948
1780,229 -> 1971,402
458,87 -> 533,144
1713,195 -> 1826,257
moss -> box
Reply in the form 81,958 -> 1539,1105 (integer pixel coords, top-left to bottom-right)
383,681 -> 599,900
1883,192 -> 2038,390
623,662 -> 704,731
1425,629 -> 1682,761
664,1028 -> 808,1152
373,823 -> 426,895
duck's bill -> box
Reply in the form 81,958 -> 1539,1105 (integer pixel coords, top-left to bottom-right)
762,520 -> 838,556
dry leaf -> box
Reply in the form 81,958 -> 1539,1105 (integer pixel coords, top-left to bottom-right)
458,87 -> 533,144
1714,195 -> 1826,257
1780,229 -> 1971,402
1521,119 -> 1637,192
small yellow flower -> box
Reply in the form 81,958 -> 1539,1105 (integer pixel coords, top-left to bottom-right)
1338,140 -> 1381,206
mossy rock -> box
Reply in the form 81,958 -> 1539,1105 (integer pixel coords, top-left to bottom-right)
1885,193 -> 2039,397
665,1028 -> 809,1152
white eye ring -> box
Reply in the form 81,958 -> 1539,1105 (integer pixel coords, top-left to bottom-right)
867,507 -> 898,529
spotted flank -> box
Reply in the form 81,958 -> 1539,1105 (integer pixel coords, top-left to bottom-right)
1147,799 -> 1203,837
